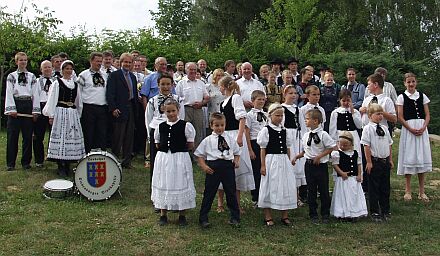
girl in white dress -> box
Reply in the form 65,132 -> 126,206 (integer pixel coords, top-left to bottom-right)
282,85 -> 306,206
396,73 -> 432,202
42,60 -> 85,176
151,98 -> 196,226
330,131 -> 367,221
257,103 -> 297,226
217,76 -> 255,214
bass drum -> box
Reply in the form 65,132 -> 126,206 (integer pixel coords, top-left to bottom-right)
75,151 -> 122,201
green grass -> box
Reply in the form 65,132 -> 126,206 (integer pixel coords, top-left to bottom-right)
0,132 -> 439,255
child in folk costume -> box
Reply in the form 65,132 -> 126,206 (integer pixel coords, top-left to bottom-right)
330,131 -> 368,221
282,85 -> 306,206
151,98 -> 196,226
145,73 -> 184,198
4,52 -> 40,171
299,85 -> 326,137
43,60 -> 85,176
195,113 -> 241,228
245,90 -> 268,206
396,73 -> 432,202
217,76 -> 255,213
329,89 -> 363,163
257,103 -> 297,226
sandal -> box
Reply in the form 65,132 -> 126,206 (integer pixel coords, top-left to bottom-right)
216,205 -> 225,213
403,193 -> 412,201
418,193 -> 430,202
281,218 -> 292,226
264,219 -> 275,227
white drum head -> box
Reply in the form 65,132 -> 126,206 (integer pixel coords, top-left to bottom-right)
75,151 -> 122,201
44,179 -> 74,191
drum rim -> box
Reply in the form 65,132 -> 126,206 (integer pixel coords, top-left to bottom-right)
43,179 -> 74,191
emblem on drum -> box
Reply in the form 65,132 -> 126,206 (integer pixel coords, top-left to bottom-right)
87,162 -> 106,188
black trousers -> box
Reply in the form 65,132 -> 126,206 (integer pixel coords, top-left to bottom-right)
368,158 -> 391,215
81,103 -> 108,153
199,160 -> 240,223
33,102 -> 49,164
305,160 -> 330,218
112,105 -> 135,166
149,128 -> 157,193
323,111 -> 332,133
361,144 -> 368,192
250,140 -> 262,202
7,116 -> 33,167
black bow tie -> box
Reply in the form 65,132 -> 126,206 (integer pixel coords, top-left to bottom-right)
107,68 -> 111,74
307,132 -> 321,146
314,106 -> 319,110
18,72 -> 27,84
376,123 -> 385,137
44,77 -> 52,92
92,72 -> 105,87
257,112 -> 267,122
371,96 -> 378,104
157,94 -> 171,114
54,71 -> 62,78
218,135 -> 230,152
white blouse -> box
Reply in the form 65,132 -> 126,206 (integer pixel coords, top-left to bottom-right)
42,78 -> 83,118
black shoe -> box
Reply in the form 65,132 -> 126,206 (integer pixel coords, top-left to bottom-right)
6,166 -> 15,171
178,215 -> 188,226
311,216 -> 320,225
35,163 -> 44,168
154,208 -> 160,214
200,220 -> 210,228
321,216 -> 330,224
159,215 -> 168,226
228,219 -> 240,227
23,165 -> 31,170
371,213 -> 382,223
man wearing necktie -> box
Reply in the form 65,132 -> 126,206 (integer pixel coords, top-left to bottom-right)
106,53 -> 138,168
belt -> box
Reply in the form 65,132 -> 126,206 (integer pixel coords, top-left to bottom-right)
305,159 -> 314,164
372,156 -> 389,163
58,101 -> 74,107
14,96 -> 32,100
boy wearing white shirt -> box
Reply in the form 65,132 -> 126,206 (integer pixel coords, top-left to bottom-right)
360,103 -> 393,223
195,113 -> 241,228
294,109 -> 336,224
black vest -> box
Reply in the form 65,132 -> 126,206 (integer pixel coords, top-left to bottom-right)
403,93 -> 425,121
158,120 -> 188,153
56,78 -> 78,109
220,96 -> 240,131
336,112 -> 356,131
337,150 -> 358,177
266,126 -> 287,154
283,106 -> 299,129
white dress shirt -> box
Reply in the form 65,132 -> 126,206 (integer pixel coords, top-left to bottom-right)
76,69 -> 107,105
360,122 -> 393,158
175,78 -> 209,106
302,126 -> 336,163
299,102 -> 326,136
246,108 -> 268,140
236,77 -> 265,103
361,93 -> 396,127
4,70 -> 40,115
194,132 -> 240,161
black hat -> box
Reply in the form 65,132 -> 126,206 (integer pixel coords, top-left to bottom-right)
286,57 -> 299,65
270,58 -> 284,65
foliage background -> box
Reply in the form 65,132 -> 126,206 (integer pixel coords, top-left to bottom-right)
1,1 -> 439,132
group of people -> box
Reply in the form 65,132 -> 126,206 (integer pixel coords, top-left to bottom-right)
4,51 -> 432,227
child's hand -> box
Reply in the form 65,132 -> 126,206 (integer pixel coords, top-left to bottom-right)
202,165 -> 214,175
359,106 -> 367,114
356,175 -> 362,183
291,156 -> 297,166
234,159 -> 240,169
249,149 -> 256,160
366,162 -> 373,174
389,160 -> 394,169
237,135 -> 243,147
312,156 -> 321,165
260,166 -> 266,176
341,172 -> 348,180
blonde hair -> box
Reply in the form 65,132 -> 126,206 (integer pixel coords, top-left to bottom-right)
268,103 -> 284,116
259,64 -> 270,74
305,85 -> 320,94
306,109 -> 323,123
368,103 -> 384,116
283,84 -> 297,95
404,72 -> 416,82
212,68 -> 225,84
15,52 -> 27,62
251,90 -> 266,101
338,131 -> 354,149
219,76 -> 240,95
209,112 -> 226,126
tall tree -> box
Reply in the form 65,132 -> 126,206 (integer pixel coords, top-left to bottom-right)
150,0 -> 194,41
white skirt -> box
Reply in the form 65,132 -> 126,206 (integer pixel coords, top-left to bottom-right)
151,151 -> 196,210
330,176 -> 367,218
47,107 -> 85,160
397,119 -> 432,175
219,129 -> 255,191
258,154 -> 297,210
287,128 -> 307,187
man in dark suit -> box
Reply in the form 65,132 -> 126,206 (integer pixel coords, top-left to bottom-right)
106,53 -> 138,168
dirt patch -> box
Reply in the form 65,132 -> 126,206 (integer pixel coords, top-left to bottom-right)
429,180 -> 440,186
432,167 -> 440,173
7,185 -> 22,192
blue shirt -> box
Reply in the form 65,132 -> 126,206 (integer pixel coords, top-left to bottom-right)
342,82 -> 365,110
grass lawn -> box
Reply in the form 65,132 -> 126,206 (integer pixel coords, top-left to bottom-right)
0,131 -> 439,255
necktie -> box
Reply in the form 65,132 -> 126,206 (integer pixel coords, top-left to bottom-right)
257,112 -> 267,122
371,96 -> 378,104
124,71 -> 133,100
307,132 -> 321,146
18,72 -> 27,84
54,71 -> 62,78
44,77 -> 52,92
157,94 -> 171,114
92,72 -> 105,87
376,123 -> 385,136
218,135 -> 230,152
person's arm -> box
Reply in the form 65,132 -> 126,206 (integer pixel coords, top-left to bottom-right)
245,127 -> 255,160
260,148 -> 266,176
364,145 -> 373,174
312,148 -> 334,165
383,99 -> 397,123
333,164 -> 348,180
292,151 -> 305,165
197,157 -> 214,174
397,104 -> 417,135
237,118 -> 245,147
417,103 -> 430,136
